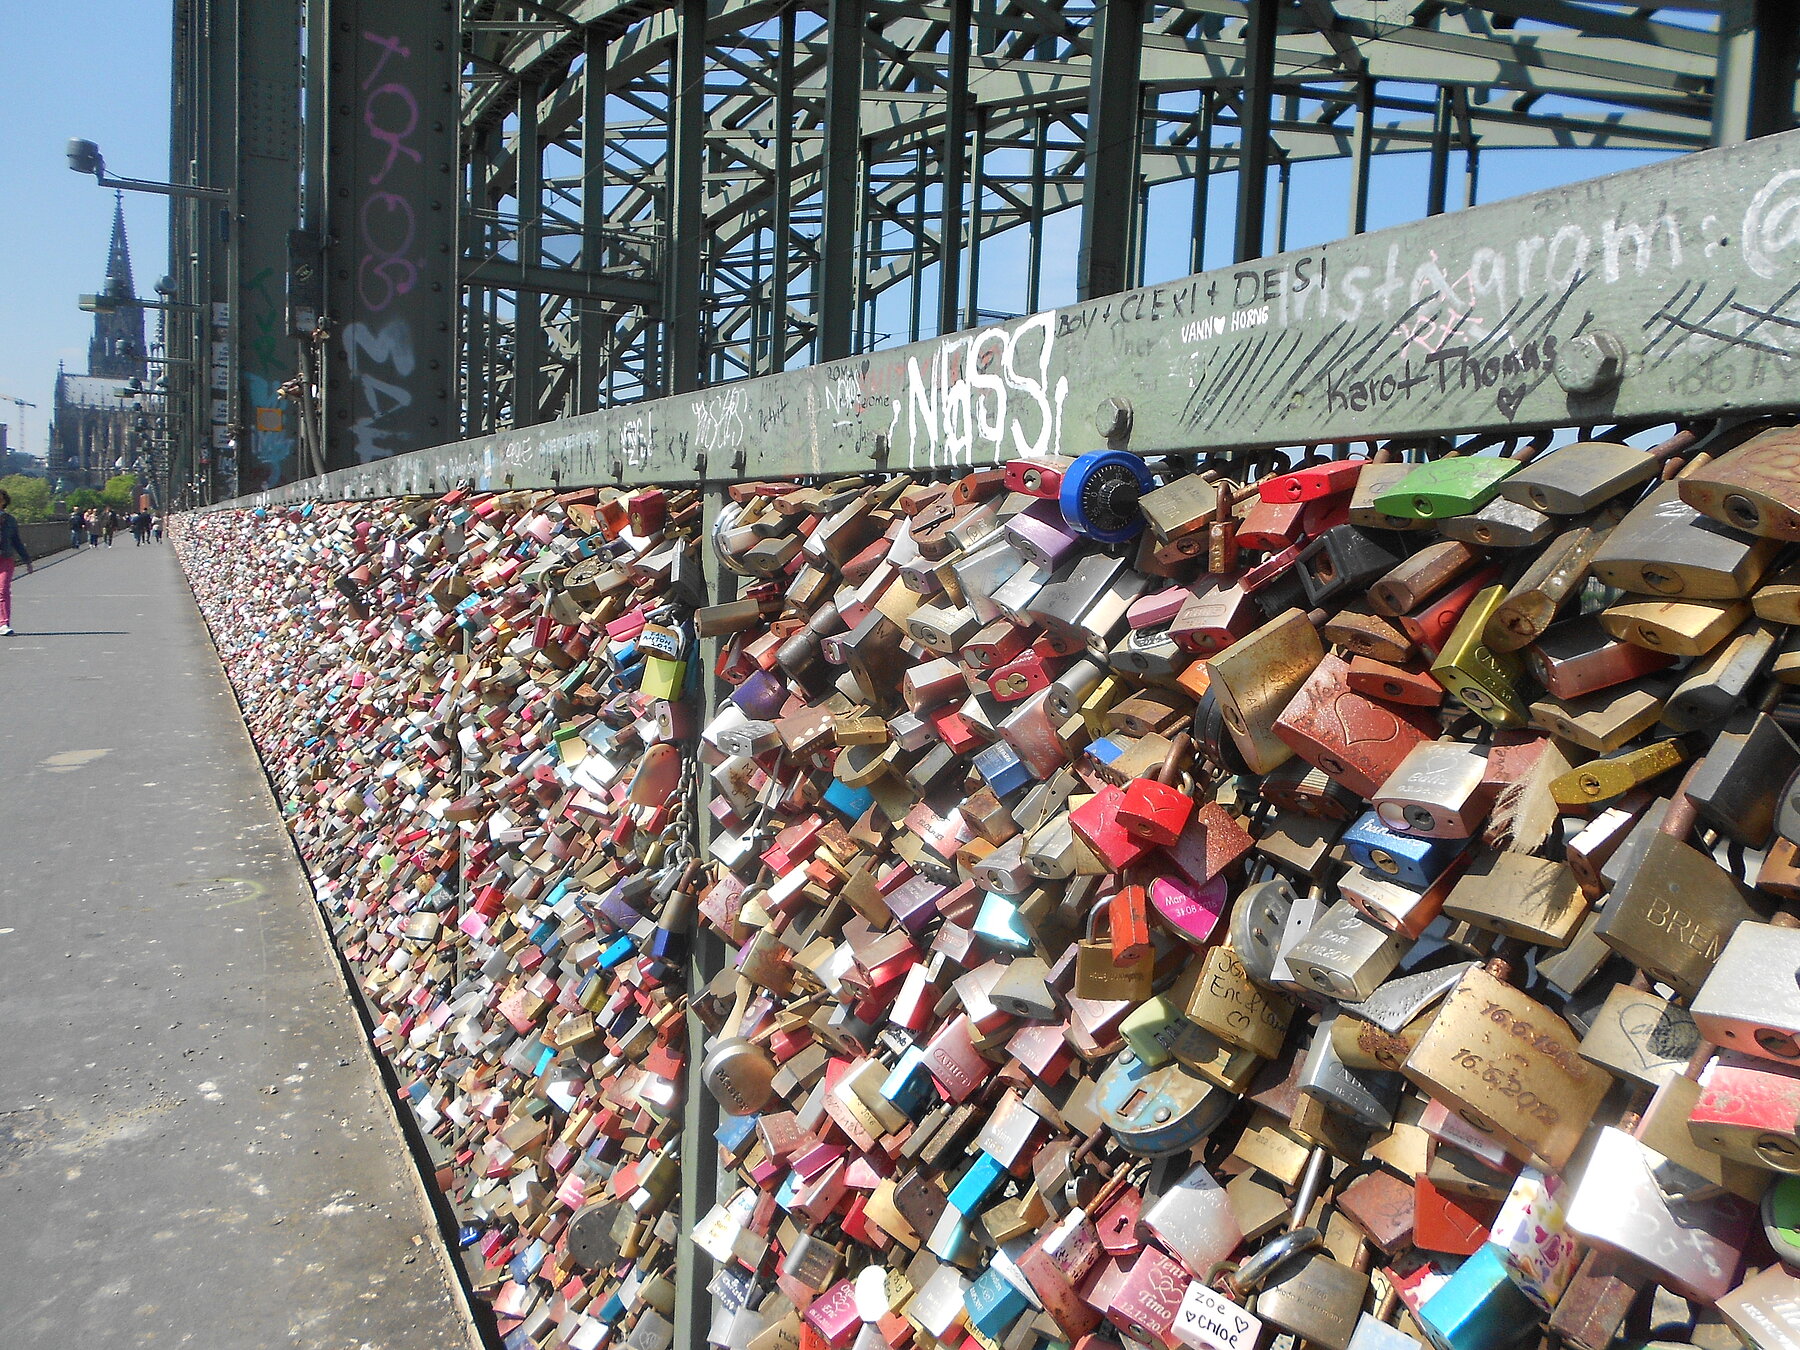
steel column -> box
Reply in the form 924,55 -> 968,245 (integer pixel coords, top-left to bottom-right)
515,79 -> 546,425
666,0 -> 707,394
234,0 -> 302,491
1233,0 -> 1276,262
769,8 -> 795,373
318,0 -> 459,469
965,108 -> 986,329
1426,85 -> 1452,217
1713,0 -> 1800,145
937,0 -> 972,335
819,0 -> 865,361
1188,93 -> 1213,276
1348,79 -> 1373,236
577,30 -> 609,413
1077,0 -> 1144,300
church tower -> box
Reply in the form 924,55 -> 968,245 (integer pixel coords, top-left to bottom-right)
88,193 -> 147,380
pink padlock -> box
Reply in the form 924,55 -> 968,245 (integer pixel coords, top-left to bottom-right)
1149,873 -> 1228,946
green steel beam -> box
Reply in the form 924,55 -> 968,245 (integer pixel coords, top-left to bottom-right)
231,128 -> 1800,505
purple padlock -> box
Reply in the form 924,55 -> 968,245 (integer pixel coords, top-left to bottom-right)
730,666 -> 787,720
1006,498 -> 1081,571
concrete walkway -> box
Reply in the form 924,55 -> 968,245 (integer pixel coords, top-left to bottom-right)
0,540 -> 478,1349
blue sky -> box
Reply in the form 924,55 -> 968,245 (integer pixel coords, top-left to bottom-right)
0,2 -> 171,462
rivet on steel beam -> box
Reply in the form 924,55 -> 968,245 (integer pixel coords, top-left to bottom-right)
1554,330 -> 1627,396
1095,396 -> 1134,443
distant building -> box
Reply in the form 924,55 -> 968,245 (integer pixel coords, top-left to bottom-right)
47,196 -> 147,490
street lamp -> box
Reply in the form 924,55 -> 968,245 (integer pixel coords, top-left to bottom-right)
66,138 -> 228,201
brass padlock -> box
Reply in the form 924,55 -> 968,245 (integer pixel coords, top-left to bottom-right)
1075,899 -> 1153,1003
1596,765 -> 1770,999
1402,961 -> 1607,1170
1441,851 -> 1587,948
1204,608 -> 1325,774
1183,942 -> 1296,1060
1591,479 -> 1781,600
1678,426 -> 1800,541
1431,584 -> 1529,728
1500,429 -> 1695,514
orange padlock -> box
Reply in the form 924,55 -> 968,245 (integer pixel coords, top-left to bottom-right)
1109,882 -> 1152,965
1117,732 -> 1195,845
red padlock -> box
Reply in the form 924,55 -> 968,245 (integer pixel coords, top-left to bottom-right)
627,487 -> 667,535
1109,883 -> 1152,964
990,645 -> 1065,703
1258,459 -> 1364,502
1117,733 -> 1196,845
1068,786 -> 1151,873
1235,495 -> 1306,553
1004,454 -> 1075,498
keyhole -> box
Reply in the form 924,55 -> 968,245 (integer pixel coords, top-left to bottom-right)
1757,1134 -> 1800,1170
1413,496 -> 1434,515
1759,1025 -> 1800,1059
1724,493 -> 1762,531
1641,566 -> 1682,595
1528,487 -> 1551,509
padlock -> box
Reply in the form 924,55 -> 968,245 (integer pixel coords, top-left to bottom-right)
1117,733 -> 1196,845
1600,594 -> 1750,658
1689,1051 -> 1800,1174
1691,920 -> 1800,1064
1525,614 -> 1675,698
1109,883 -> 1153,964
1662,619 -> 1780,730
1342,809 -> 1467,890
1484,508 -> 1627,652
1416,1242 -> 1540,1350
1566,1124 -> 1755,1303
1679,426 -> 1800,540
1595,764 -> 1770,999
1402,961 -> 1607,1170
1182,942 -> 1295,1059
1273,654 -> 1439,798
1500,429 -> 1695,514
1441,851 -> 1586,948
1431,585 -> 1529,728
1283,900 -> 1409,1002
1373,452 -> 1522,521
1591,478 -> 1781,600
1205,607 -> 1325,774
1097,1051 -> 1234,1155
1075,900 -> 1154,1003
1576,982 -> 1700,1088
1438,495 -> 1554,550
1683,709 -> 1799,846
1372,741 -> 1494,838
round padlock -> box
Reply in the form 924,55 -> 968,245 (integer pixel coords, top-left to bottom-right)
1230,879 -> 1296,985
1097,1051 -> 1232,1155
1060,450 -> 1153,543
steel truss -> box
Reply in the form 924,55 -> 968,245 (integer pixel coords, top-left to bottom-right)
455,0 -> 1794,439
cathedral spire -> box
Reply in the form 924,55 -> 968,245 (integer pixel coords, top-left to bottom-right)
105,192 -> 135,299
88,194 -> 146,379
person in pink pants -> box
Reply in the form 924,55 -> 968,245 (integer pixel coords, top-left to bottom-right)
0,488 -> 35,636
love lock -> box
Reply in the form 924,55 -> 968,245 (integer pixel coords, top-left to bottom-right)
1230,878 -> 1296,985
1097,1049 -> 1233,1156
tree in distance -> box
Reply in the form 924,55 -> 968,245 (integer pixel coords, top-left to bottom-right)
0,474 -> 52,522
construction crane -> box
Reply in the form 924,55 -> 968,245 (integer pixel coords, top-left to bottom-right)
0,394 -> 38,459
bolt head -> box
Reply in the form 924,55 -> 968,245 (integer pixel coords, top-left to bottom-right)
1094,397 -> 1133,441
1554,330 -> 1627,395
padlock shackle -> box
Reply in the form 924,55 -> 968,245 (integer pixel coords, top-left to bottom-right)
1659,760 -> 1708,839
1154,732 -> 1192,786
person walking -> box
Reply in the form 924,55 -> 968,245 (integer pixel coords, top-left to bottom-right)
85,509 -> 101,549
151,513 -> 163,543
69,510 -> 83,551
102,508 -> 118,547
132,509 -> 149,545
0,488 -> 35,636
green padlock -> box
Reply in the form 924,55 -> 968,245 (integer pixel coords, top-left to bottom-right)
639,653 -> 686,700
1372,456 -> 1522,521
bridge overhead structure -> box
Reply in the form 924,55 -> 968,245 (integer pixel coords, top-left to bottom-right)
458,0 -> 1795,429
167,1 -> 1799,495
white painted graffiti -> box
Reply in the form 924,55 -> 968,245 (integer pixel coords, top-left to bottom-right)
896,312 -> 1069,469
693,387 -> 746,458
1744,168 -> 1800,280
342,318 -> 416,463
620,415 -> 651,468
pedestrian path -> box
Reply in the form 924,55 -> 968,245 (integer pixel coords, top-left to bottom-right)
0,540 -> 479,1350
